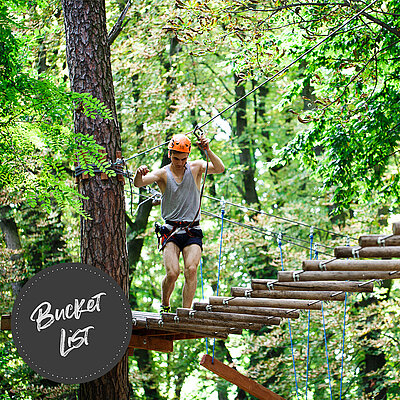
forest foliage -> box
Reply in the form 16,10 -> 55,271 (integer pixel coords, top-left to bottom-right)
1,0 -> 400,399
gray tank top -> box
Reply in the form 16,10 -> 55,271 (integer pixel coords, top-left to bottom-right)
161,163 -> 200,223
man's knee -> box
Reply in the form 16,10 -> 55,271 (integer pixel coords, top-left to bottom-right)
166,268 -> 180,282
184,265 -> 198,281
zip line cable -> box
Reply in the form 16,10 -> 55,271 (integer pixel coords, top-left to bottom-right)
123,0 -> 378,162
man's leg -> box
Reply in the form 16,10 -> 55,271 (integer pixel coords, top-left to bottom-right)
161,241 -> 181,308
182,244 -> 202,308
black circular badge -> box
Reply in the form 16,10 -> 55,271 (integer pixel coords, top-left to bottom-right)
12,263 -> 132,383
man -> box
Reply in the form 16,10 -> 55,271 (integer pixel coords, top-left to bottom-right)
134,133 -> 225,312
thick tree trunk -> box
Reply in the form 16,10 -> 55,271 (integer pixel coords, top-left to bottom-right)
0,205 -> 23,297
61,1 -> 129,399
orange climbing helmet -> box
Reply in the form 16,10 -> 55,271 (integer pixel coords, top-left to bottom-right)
168,134 -> 191,153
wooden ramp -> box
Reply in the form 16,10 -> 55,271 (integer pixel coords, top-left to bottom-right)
200,354 -> 285,400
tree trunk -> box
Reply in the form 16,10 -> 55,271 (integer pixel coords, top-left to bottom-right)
61,1 -> 129,399
234,74 -> 260,208
0,205 -> 23,297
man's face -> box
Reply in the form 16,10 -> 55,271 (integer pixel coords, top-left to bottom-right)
170,151 -> 189,169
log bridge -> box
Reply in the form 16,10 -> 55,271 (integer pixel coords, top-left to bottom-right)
2,222 -> 400,400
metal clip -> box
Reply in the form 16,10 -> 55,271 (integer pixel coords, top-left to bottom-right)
293,271 -> 301,282
244,290 -> 252,298
267,282 -> 274,291
189,310 -> 196,318
174,316 -> 179,323
206,305 -> 212,311
319,261 -> 327,271
220,197 -> 226,212
377,237 -> 386,247
352,248 -> 360,258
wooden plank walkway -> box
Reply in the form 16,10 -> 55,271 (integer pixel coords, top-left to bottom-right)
3,222 -> 400,355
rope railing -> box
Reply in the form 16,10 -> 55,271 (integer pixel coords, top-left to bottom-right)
203,194 -> 357,241
125,184 -> 342,253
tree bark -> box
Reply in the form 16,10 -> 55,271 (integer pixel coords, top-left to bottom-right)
61,1 -> 129,399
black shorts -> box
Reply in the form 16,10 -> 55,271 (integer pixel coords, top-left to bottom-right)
161,226 -> 203,251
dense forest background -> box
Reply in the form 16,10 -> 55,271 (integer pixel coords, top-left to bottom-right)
1,0 -> 400,398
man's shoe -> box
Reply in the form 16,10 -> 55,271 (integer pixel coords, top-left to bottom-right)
160,305 -> 171,313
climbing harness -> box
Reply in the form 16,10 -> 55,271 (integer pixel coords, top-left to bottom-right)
156,220 -> 201,251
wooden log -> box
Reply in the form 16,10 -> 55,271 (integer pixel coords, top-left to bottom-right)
303,259 -> 400,271
200,354 -> 286,400
231,287 -> 345,301
209,296 -> 322,310
161,313 -> 265,331
278,270 -> 400,282
176,308 -> 281,325
1,315 -> 11,330
193,303 -> 300,319
132,318 -> 149,329
251,279 -> 374,293
393,222 -> 400,235
335,246 -> 400,259
145,318 -> 238,337
358,235 -> 400,247
131,328 -> 206,341
132,310 -> 163,318
128,335 -> 173,353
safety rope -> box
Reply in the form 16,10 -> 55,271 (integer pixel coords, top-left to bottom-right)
124,187 -> 336,256
204,195 -> 357,241
212,200 -> 226,363
199,258 -> 209,354
305,310 -> 311,399
321,302 -> 333,400
305,226 -> 314,399
189,127 -> 209,228
340,293 -> 348,399
202,210 -> 334,256
339,236 -> 350,399
278,234 -> 299,399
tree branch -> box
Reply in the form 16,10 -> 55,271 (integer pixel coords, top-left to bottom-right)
108,0 -> 132,46
359,10 -> 400,38
233,1 -> 400,38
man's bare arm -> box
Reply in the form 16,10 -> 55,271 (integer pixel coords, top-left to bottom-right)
197,136 -> 225,174
134,165 -> 163,188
